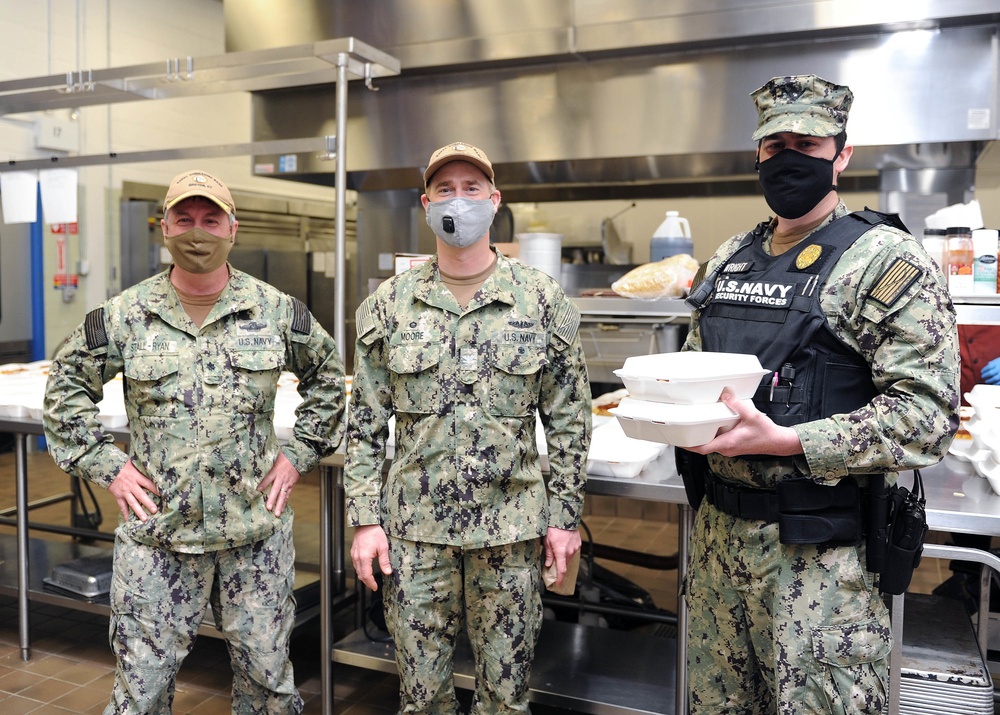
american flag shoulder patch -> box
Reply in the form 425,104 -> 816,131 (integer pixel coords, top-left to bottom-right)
553,301 -> 581,344
868,258 -> 923,307
84,308 -> 108,350
356,297 -> 376,337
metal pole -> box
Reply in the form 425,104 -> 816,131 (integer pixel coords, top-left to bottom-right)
889,594 -> 903,714
15,433 -> 31,660
333,53 -> 349,356
676,504 -> 692,715
319,465 -> 333,715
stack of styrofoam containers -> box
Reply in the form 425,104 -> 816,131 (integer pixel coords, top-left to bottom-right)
273,371 -> 305,443
0,361 -> 129,428
531,397 -> 668,478
0,361 -> 50,421
609,352 -> 768,448
960,384 -> 1000,495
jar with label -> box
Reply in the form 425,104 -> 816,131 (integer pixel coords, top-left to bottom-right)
921,228 -> 947,274
947,226 -> 974,296
973,228 -> 998,295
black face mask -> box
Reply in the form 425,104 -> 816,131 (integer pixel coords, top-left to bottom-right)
757,148 -> 837,220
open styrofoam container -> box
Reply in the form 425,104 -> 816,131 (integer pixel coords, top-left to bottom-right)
586,419 -> 667,478
610,396 -> 748,448
613,351 -> 768,404
972,450 -> 1000,496
966,385 -> 1000,425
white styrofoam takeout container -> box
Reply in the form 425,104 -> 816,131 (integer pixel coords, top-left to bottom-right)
609,396 -> 749,448
586,418 -> 668,478
966,384 -> 1000,418
972,449 -> 1000,496
613,351 -> 768,405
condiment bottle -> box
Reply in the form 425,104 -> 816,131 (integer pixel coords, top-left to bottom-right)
973,228 -> 999,295
947,226 -> 974,296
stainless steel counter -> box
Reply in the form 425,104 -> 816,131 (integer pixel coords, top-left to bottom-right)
0,416 -> 323,663
318,447 -> 1000,715
572,297 -> 691,321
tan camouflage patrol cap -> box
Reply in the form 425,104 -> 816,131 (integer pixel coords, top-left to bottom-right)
423,142 -> 494,186
751,74 -> 853,142
163,170 -> 236,214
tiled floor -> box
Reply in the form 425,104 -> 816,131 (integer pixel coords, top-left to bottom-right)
0,442 -> 986,713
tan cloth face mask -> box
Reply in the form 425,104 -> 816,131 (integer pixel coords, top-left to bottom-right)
164,227 -> 234,274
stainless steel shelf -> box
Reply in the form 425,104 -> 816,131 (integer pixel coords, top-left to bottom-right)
573,297 -> 691,321
333,620 -> 677,715
0,532 -> 325,638
955,299 -> 1000,325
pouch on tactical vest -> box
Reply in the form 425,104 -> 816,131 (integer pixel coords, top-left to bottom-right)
877,470 -> 928,596
675,447 -> 709,510
776,477 -> 863,547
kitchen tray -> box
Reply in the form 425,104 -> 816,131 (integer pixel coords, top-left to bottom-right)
43,553 -> 113,599
897,592 -> 993,715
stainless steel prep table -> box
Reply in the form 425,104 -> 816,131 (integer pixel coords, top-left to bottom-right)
0,416 -> 130,660
0,415 -> 326,662
319,451 -> 1000,715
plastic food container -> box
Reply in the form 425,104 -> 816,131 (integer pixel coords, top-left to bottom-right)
973,451 -> 1000,496
0,388 -> 36,418
586,419 -> 667,478
613,352 -> 768,405
609,396 -> 748,447
965,384 -> 1000,416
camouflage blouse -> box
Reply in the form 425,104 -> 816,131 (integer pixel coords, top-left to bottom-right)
42,267 -> 346,553
345,250 -> 591,547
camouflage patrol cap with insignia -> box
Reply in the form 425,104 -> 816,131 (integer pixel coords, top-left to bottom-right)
751,74 -> 853,142
163,170 -> 236,214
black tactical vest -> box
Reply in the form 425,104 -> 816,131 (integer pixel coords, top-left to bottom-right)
697,211 -> 903,427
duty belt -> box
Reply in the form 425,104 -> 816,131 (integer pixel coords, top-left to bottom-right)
703,471 -> 780,523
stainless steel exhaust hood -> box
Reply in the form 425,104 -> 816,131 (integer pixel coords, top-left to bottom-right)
235,0 -> 1000,200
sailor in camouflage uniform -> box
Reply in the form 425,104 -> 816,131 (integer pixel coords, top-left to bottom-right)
680,76 -> 959,714
42,170 -> 346,715
346,142 -> 591,714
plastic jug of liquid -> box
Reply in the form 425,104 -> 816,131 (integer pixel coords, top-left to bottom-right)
650,211 -> 693,261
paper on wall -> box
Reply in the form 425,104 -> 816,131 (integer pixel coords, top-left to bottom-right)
0,171 -> 38,224
39,168 -> 78,224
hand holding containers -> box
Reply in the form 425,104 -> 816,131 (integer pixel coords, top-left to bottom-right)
609,352 -> 767,447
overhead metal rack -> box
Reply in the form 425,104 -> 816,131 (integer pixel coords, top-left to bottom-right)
0,37 -> 399,115
0,137 -> 337,171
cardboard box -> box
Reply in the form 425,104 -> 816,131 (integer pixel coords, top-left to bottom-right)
394,253 -> 432,275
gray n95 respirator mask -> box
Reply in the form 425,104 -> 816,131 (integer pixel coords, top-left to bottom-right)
425,197 -> 496,248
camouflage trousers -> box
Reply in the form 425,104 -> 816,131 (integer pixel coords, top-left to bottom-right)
104,518 -> 302,715
685,502 -> 891,715
384,536 -> 544,715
